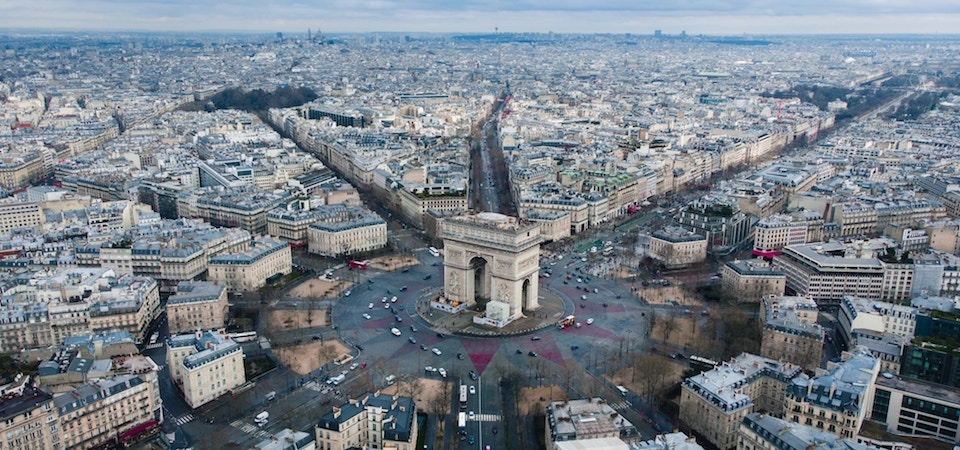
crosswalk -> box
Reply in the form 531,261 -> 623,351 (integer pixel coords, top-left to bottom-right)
609,400 -> 631,410
145,343 -> 163,350
231,419 -> 271,439
473,413 -> 501,422
174,414 -> 195,425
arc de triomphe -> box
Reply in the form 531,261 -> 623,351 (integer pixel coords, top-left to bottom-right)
439,212 -> 542,320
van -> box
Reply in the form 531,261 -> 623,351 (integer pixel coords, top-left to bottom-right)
384,375 -> 396,385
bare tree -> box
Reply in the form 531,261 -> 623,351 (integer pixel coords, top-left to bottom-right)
317,343 -> 338,371
658,314 -> 678,345
428,380 -> 451,415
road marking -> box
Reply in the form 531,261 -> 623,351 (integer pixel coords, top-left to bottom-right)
609,401 -> 631,410
474,413 -> 501,422
175,414 -> 194,425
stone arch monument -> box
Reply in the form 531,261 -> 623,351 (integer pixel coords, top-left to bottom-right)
440,212 -> 542,320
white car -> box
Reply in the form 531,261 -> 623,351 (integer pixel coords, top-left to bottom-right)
469,385 -> 476,395
468,411 -> 475,420
384,303 -> 390,309
381,297 -> 387,303
432,348 -> 442,356
391,327 -> 401,336
362,313 -> 371,320
438,368 -> 447,378
390,296 -> 397,303
344,290 -> 352,297
587,318 -> 594,325
368,303 -> 374,309
349,362 -> 359,370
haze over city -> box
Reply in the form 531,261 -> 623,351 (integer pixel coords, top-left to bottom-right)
3,0 -> 960,34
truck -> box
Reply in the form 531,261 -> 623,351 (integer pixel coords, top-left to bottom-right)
327,374 -> 346,386
255,411 -> 269,427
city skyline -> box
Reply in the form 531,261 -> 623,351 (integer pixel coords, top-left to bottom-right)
3,0 -> 960,35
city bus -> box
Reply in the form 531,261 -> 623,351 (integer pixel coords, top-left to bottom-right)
557,315 -> 576,329
459,384 -> 468,409
458,412 -> 466,434
348,259 -> 368,270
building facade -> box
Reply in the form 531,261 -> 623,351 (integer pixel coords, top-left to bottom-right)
315,392 -> 417,450
166,281 -> 229,334
166,330 -> 245,409
207,236 -> 292,292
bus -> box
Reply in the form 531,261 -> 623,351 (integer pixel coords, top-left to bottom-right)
689,355 -> 719,372
459,384 -> 468,409
557,315 -> 576,329
458,412 -> 466,433
428,247 -> 440,257
348,259 -> 368,270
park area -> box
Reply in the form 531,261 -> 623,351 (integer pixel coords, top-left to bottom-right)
272,340 -> 349,375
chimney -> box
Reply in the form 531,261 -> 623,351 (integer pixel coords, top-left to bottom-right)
333,406 -> 341,419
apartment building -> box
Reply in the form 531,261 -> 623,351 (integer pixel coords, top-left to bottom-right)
315,392 -> 417,450
207,236 -> 292,292
397,188 -> 468,229
738,412 -> 885,450
307,214 -> 388,257
759,295 -> 824,372
871,374 -> 960,445
676,198 -> 753,253
784,351 -> 880,439
721,260 -> 786,302
53,373 -> 160,450
679,353 -> 803,450
0,151 -> 47,189
837,296 -> 917,351
0,376 -> 57,450
166,281 -> 228,334
523,209 -> 572,242
546,397 -> 640,447
649,227 -> 708,269
249,428 -> 316,450
752,213 -> 821,258
0,200 -> 43,234
166,330 -> 245,409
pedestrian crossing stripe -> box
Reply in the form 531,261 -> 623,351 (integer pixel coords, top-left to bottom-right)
474,414 -> 501,422
609,401 -> 630,410
175,414 -> 194,425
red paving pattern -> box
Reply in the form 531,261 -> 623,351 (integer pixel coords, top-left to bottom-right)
527,334 -> 564,365
461,338 -> 501,373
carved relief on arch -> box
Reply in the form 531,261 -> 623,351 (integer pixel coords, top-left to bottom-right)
496,280 -> 511,302
519,256 -> 537,270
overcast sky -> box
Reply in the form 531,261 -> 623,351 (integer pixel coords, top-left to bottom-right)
3,0 -> 960,35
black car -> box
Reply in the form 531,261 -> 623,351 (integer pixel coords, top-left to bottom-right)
423,274 -> 432,280
420,344 -> 428,351
516,349 -> 523,354
528,351 -> 538,357
356,344 -> 365,351
469,371 -> 478,381
436,333 -> 445,338
400,285 -> 408,291
491,426 -> 498,435
457,353 -> 464,360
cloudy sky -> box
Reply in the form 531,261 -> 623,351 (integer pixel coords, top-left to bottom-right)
2,0 -> 960,35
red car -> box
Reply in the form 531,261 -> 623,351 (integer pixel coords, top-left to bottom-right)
359,362 -> 367,369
